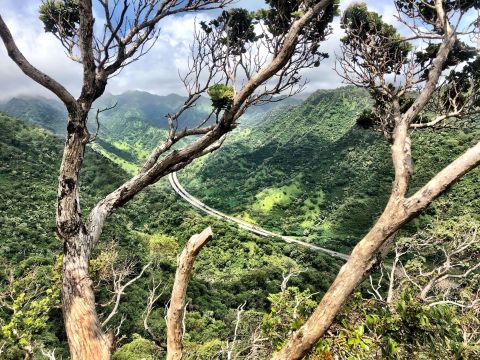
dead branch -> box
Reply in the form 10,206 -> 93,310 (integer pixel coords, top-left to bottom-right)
102,262 -> 151,328
166,227 -> 213,360
88,102 -> 118,143
143,276 -> 166,348
227,300 -> 247,360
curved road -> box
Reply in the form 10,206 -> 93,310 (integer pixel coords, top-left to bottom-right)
169,172 -> 350,261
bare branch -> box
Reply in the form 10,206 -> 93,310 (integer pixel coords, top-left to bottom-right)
227,300 -> 247,360
406,142 -> 480,211
143,277 -> 167,349
102,262 -> 151,328
88,102 -> 118,143
0,15 -> 76,111
166,227 -> 213,360
87,1 -> 336,248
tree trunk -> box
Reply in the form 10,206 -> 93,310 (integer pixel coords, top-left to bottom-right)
57,111 -> 111,360
167,227 -> 213,360
272,200 -> 408,360
62,236 -> 111,360
272,141 -> 480,360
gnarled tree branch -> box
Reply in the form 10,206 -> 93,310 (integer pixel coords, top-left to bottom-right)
166,227 -> 213,360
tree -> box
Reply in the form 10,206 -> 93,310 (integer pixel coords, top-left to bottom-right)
275,1 -> 479,358
0,1 -> 338,358
325,221 -> 480,358
0,261 -> 61,359
166,227 -> 213,360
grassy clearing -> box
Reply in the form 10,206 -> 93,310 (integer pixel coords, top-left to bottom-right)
252,182 -> 302,213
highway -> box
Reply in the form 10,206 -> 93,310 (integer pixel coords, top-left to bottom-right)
168,172 -> 350,261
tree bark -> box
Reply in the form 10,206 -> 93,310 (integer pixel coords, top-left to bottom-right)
62,234 -> 111,360
271,199 -> 406,360
167,227 -> 213,360
272,141 -> 479,360
273,3 -> 465,357
57,111 -> 111,360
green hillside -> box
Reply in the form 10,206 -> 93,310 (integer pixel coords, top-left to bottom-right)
0,92 -> 300,175
0,113 -> 339,358
0,113 -> 128,259
0,96 -> 68,135
6,87 -> 475,255
1,85 -> 478,358
180,87 -> 480,252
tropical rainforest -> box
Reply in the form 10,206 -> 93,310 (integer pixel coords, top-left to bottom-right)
1,83 -> 478,359
0,0 -> 479,359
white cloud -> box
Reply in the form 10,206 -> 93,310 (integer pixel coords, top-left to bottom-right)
107,13 -> 213,96
0,0 -> 82,99
0,0 -> 447,101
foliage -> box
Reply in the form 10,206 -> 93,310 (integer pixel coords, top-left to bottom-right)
147,233 -> 179,263
39,0 -> 79,37
112,334 -> 161,360
320,289 -> 479,359
0,261 -> 61,359
1,83 -> 478,358
317,291 -> 461,359
201,8 -> 259,55
416,41 -> 478,80
341,3 -> 411,75
208,84 -> 235,110
260,0 -> 339,48
442,56 -> 480,112
183,338 -> 223,359
395,0 -> 480,29
263,287 -> 318,349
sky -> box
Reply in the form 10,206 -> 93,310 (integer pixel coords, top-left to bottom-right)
0,0 -> 459,100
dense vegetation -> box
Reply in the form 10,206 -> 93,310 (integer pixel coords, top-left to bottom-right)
181,87 -> 479,252
0,97 -> 68,135
0,86 -> 478,358
0,92 -> 299,175
0,113 -> 341,359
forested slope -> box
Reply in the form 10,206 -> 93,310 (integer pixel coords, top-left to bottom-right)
0,113 -> 339,358
181,87 -> 480,251
1,86 -> 478,358
8,87 -> 475,255
0,92 -> 300,175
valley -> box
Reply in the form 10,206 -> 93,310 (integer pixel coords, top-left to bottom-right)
169,171 -> 350,260
1,1 -> 479,358
0,86 -> 478,359
0,0 -> 480,360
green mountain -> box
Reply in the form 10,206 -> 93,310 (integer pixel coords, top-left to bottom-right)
179,87 -> 480,252
0,92 -> 213,173
94,91 -> 213,129
0,91 -> 301,174
0,113 -> 338,357
5,86 -> 477,255
0,96 -> 68,134
0,91 -> 301,135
